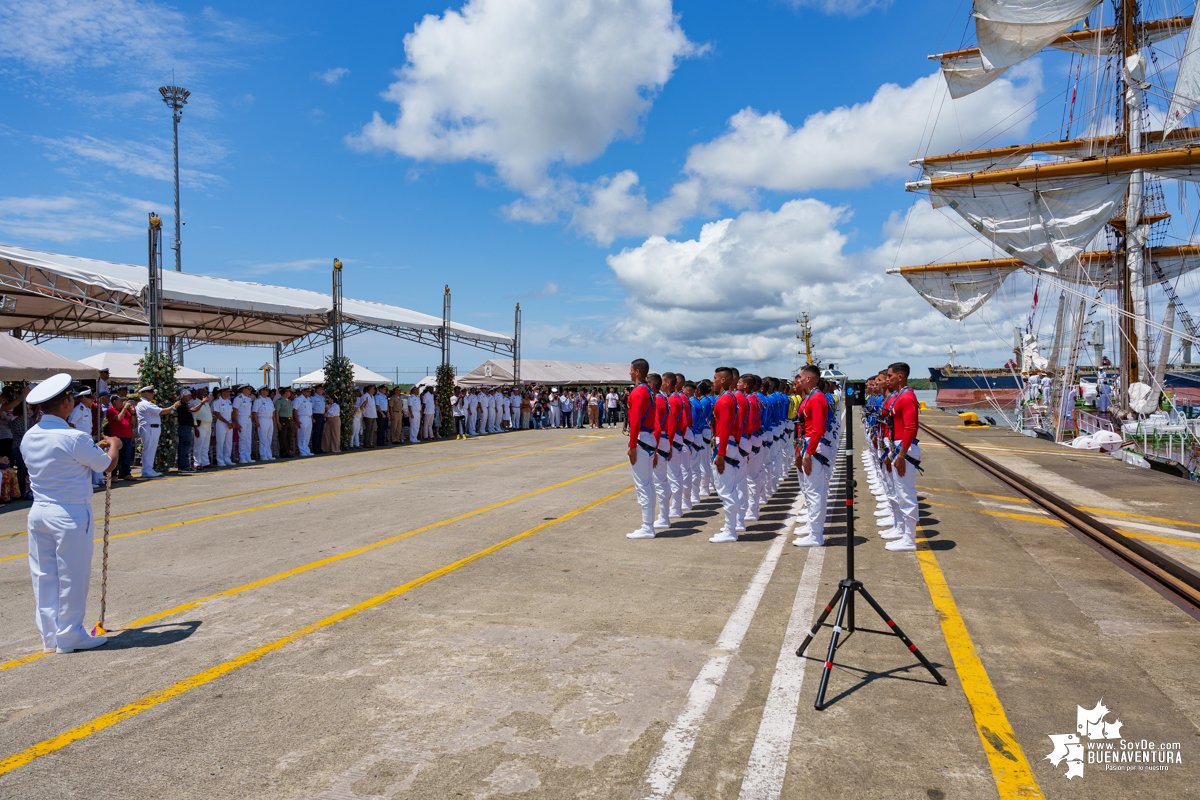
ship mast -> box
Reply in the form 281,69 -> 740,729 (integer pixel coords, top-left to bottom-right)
796,313 -> 815,366
1119,0 -> 1145,409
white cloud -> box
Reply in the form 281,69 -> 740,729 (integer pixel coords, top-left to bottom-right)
0,0 -> 191,73
316,67 -> 350,85
684,64 -> 1043,192
0,193 -> 163,243
605,197 -> 1017,374
519,65 -> 1042,245
350,0 -> 698,192
39,135 -> 226,187
527,281 -> 561,298
786,0 -> 892,16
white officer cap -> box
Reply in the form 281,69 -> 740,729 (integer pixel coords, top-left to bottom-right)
138,385 -> 155,394
74,388 -> 92,398
27,373 -> 73,405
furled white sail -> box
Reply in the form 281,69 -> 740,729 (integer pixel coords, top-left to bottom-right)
889,264 -> 1022,320
919,150 -> 1029,177
1166,14 -> 1200,137
930,174 -> 1129,270
974,0 -> 1102,70
939,53 -> 1009,99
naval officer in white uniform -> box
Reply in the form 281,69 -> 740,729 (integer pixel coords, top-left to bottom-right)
22,373 -> 121,653
136,385 -> 180,478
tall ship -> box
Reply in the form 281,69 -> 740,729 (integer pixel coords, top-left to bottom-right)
891,0 -> 1200,478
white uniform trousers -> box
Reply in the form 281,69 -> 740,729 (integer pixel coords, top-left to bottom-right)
679,439 -> 694,507
235,420 -> 253,462
747,436 -> 764,519
27,501 -> 94,651
736,438 -> 751,527
629,445 -> 656,535
800,455 -> 829,536
892,439 -> 921,537
466,410 -> 476,436
257,420 -> 275,461
214,420 -> 234,466
422,413 -> 435,439
140,426 -> 161,476
297,416 -> 313,456
698,435 -> 713,493
651,449 -> 671,528
195,421 -> 212,467
409,414 -> 419,443
666,442 -> 684,518
713,453 -> 743,536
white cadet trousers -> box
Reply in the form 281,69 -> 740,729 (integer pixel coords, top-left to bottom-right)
27,501 -> 94,650
652,450 -> 671,527
747,437 -> 763,519
466,410 -> 476,435
629,447 -> 656,534
698,435 -> 713,492
409,414 -> 419,443
736,438 -> 751,526
214,420 -> 233,465
195,421 -> 211,467
892,439 -> 921,531
257,419 -> 275,460
680,439 -> 695,504
713,454 -> 743,536
140,426 -> 160,476
236,418 -> 254,462
666,443 -> 684,518
297,415 -> 313,456
800,455 -> 829,535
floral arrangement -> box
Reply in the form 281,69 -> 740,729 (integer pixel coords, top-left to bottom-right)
324,354 -> 356,450
137,350 -> 178,472
436,363 -> 455,437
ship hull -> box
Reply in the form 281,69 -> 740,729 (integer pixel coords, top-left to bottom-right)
930,366 -> 1200,408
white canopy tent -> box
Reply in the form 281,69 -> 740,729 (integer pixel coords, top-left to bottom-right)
458,359 -> 631,387
292,362 -> 389,386
0,244 -> 513,357
0,336 -> 97,381
78,352 -> 219,384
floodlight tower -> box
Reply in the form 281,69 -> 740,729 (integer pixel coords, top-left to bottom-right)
159,83 -> 189,363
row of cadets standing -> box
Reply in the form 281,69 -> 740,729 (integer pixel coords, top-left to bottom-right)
624,360 -> 797,544
861,362 -> 921,552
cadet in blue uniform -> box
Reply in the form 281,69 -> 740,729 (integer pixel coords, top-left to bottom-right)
22,374 -> 121,654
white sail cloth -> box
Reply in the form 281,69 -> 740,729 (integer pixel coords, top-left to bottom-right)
974,0 -> 1102,70
1165,14 -> 1200,137
1049,20 -> 1185,54
895,264 -> 1021,321
931,174 -> 1129,271
940,52 -> 1011,99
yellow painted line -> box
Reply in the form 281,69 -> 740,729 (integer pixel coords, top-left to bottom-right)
943,509 -> 1200,551
920,485 -> 1200,531
0,461 -> 625,673
913,529 -> 1045,800
0,437 -> 602,563
0,484 -> 633,776
921,442 -> 1108,460
0,435 -> 558,542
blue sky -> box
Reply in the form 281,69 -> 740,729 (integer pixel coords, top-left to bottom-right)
6,0 -> 1184,381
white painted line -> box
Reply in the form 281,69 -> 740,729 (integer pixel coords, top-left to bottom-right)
641,532 -> 789,800
737,546 -> 826,800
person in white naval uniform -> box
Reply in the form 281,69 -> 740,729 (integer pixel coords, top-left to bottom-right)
212,386 -> 234,467
22,373 -> 122,654
294,387 -> 314,456
252,386 -> 275,461
421,388 -> 436,439
233,385 -> 255,464
136,385 -> 180,478
407,388 -> 421,443
192,387 -> 212,468
67,389 -> 101,486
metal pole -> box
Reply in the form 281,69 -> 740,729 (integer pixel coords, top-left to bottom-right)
148,213 -> 163,353
332,259 -> 343,362
441,286 -> 451,370
514,303 -> 522,388
274,344 -> 282,390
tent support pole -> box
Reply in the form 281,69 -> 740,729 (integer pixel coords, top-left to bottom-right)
514,303 -> 521,389
274,344 -> 281,391
441,286 -> 450,372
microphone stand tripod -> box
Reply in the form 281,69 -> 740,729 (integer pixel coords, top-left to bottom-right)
796,402 -> 946,710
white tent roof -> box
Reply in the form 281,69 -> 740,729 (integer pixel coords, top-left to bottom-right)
292,362 -> 390,386
0,336 -> 98,381
0,244 -> 512,349
458,359 -> 632,387
77,352 -> 219,384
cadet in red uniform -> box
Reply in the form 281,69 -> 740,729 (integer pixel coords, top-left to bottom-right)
793,364 -> 829,547
709,366 -> 742,543
884,362 -> 921,552
651,373 -> 672,531
731,369 -> 751,533
626,358 -> 659,540
663,373 -> 687,519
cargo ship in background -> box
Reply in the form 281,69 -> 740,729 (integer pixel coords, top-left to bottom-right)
929,362 -> 1200,409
